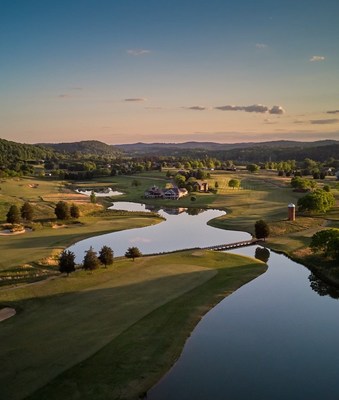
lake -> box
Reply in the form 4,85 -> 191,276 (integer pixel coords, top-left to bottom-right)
68,202 -> 251,261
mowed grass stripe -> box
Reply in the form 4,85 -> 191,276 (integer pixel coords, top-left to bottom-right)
26,251 -> 267,400
0,255 -> 216,400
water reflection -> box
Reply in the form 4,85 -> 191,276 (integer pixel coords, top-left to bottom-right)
309,273 -> 339,299
254,246 -> 270,263
68,202 -> 251,261
148,246 -> 339,400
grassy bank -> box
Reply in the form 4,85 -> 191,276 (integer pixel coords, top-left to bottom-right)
0,250 -> 267,400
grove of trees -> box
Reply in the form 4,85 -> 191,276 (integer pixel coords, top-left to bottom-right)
297,190 -> 335,213
310,229 -> 339,262
228,179 -> 240,189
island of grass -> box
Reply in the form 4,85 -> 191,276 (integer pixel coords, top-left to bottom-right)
0,250 -> 267,400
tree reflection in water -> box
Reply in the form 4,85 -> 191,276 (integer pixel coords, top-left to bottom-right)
255,246 -> 270,263
309,273 -> 339,299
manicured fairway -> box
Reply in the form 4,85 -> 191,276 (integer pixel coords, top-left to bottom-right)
0,250 -> 267,400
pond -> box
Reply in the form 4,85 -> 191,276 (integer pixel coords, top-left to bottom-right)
75,188 -> 123,197
68,202 -> 251,261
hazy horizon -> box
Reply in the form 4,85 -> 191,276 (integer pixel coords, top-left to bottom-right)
1,0 -> 338,144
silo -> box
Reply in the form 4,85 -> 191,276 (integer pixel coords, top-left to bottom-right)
288,203 -> 296,221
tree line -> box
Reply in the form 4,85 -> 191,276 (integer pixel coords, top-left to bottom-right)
59,246 -> 142,274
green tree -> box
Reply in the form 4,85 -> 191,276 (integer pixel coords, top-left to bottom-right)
246,164 -> 260,173
55,201 -> 70,220
125,246 -> 142,261
310,229 -> 339,255
6,204 -> 21,224
297,190 -> 335,213
59,250 -> 76,275
174,173 -> 186,187
98,245 -> 114,267
90,191 -> 97,204
20,201 -> 34,221
228,179 -> 240,189
254,220 -> 270,241
83,246 -> 100,270
70,203 -> 80,218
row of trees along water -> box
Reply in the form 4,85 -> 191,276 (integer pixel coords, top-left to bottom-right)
59,246 -> 142,275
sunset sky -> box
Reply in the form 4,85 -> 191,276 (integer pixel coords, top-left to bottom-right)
1,0 -> 338,144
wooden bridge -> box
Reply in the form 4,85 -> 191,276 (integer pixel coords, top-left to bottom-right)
202,238 -> 262,251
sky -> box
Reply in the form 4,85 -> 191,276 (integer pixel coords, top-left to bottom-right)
1,0 -> 339,144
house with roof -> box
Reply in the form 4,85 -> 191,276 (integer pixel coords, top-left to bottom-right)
144,185 -> 188,200
193,180 -> 209,192
163,187 -> 188,200
144,186 -> 163,199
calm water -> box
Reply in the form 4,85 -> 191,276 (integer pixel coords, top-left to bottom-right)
148,246 -> 339,400
75,188 -> 123,197
68,202 -> 251,261
69,202 -> 339,399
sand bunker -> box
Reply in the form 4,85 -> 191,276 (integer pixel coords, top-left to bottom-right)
0,308 -> 16,322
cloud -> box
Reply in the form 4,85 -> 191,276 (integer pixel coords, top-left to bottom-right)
255,43 -> 268,49
263,119 -> 278,125
58,94 -> 71,98
126,49 -> 151,56
327,110 -> 339,114
311,118 -> 339,125
310,56 -> 325,62
145,106 -> 164,110
269,105 -> 285,115
124,98 -> 147,102
185,106 -> 209,111
215,104 -> 285,114
70,87 -> 83,91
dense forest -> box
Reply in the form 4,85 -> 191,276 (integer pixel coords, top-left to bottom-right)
40,140 -> 121,157
0,137 -> 338,179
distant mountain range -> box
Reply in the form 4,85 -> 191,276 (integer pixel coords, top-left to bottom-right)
1,137 -> 339,164
115,139 -> 339,152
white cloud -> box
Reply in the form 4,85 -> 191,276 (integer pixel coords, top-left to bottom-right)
310,56 -> 325,62
214,104 -> 285,114
127,49 -> 151,56
124,98 -> 147,102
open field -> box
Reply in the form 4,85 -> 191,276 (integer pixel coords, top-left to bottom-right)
0,250 -> 267,400
0,177 -> 162,276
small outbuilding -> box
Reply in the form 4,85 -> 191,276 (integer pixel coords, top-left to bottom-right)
288,203 -> 296,221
